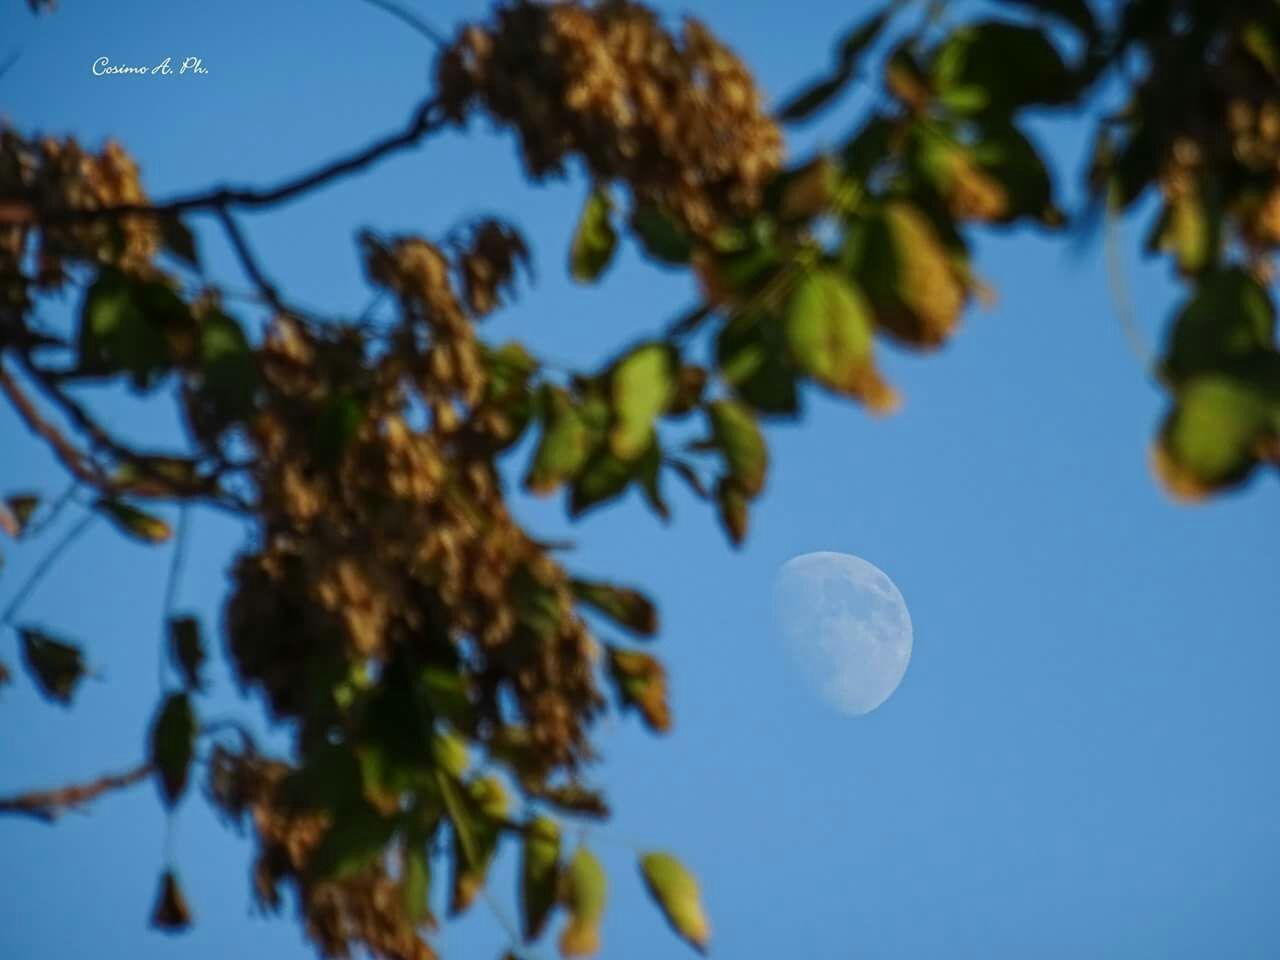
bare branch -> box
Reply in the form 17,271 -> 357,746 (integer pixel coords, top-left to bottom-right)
0,763 -> 151,823
2,98 -> 445,227
356,0 -> 448,48
216,208 -> 288,316
0,359 -> 106,487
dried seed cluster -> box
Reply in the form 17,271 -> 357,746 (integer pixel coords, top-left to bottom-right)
0,129 -> 157,309
208,748 -> 437,960
436,0 -> 783,237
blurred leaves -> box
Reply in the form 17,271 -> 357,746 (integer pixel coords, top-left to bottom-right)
149,692 -> 196,807
167,616 -> 206,692
639,852 -> 710,953
150,870 -> 193,932
520,815 -> 561,941
19,627 -> 86,705
570,188 -> 618,283
558,846 -> 607,957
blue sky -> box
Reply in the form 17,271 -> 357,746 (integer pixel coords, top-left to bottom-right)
3,1 -> 1280,958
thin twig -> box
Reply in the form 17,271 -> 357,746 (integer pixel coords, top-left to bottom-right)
1,510 -> 95,627
0,360 -> 105,486
216,208 -> 288,316
158,505 -> 190,692
1102,201 -> 1154,373
0,762 -> 151,823
2,99 -> 445,226
356,0 -> 449,47
22,480 -> 79,540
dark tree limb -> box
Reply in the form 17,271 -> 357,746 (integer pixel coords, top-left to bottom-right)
0,359 -> 106,487
216,208 -> 288,316
0,763 -> 151,823
0,98 -> 445,226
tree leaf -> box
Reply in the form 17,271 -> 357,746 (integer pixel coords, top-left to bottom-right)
449,775 -> 509,915
159,216 -> 200,268
716,312 -> 800,415
150,870 -> 194,932
1,493 -> 39,538
401,838 -> 432,926
715,477 -> 749,547
570,188 -> 618,283
931,21 -> 1074,116
95,498 -> 172,544
150,692 -> 197,807
638,852 -> 710,953
706,400 -> 768,497
784,269 -> 886,405
167,616 -> 206,692
198,309 -> 258,424
559,846 -> 607,957
310,391 -> 365,468
526,387 -> 591,494
571,579 -> 658,636
607,647 -> 670,733
1160,270 -> 1275,387
569,449 -> 634,516
609,343 -> 674,460
520,815 -> 562,941
19,627 -> 86,705
308,804 -> 399,880
631,206 -> 692,265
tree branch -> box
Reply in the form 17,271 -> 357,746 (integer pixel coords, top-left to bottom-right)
0,763 -> 151,823
0,359 -> 106,486
216,208 -> 288,316
1,98 -> 445,227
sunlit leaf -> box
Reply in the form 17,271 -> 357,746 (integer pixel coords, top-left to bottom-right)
150,692 -> 196,807
715,477 -> 749,547
520,815 -> 562,940
570,188 -> 618,283
19,627 -> 86,705
571,578 -> 658,637
706,400 -> 767,497
526,387 -> 591,494
607,647 -> 670,733
1160,270 -> 1273,387
401,838 -> 433,926
638,852 -> 710,953
609,343 -> 674,460
559,846 -> 607,957
95,498 -> 172,544
784,269 -> 891,408
569,449 -> 633,516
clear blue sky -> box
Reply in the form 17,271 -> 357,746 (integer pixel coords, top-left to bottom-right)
3,2 -> 1280,958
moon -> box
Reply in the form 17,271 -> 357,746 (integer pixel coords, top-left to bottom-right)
774,552 -> 913,715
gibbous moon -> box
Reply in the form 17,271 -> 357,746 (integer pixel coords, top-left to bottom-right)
774,552 -> 913,715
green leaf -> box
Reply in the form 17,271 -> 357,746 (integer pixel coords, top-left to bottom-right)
931,21 -> 1074,116
167,616 -> 206,692
631,206 -> 693,265
94,499 -> 172,544
607,647 -> 670,733
784,269 -> 878,400
198,310 -> 258,423
19,627 -> 86,705
526,387 -> 592,494
716,312 -> 800,415
1154,365 -> 1280,499
569,450 -> 634,516
638,852 -> 710,953
609,343 -> 674,460
449,775 -> 508,915
520,815 -> 562,941
970,120 -> 1061,226
571,579 -> 658,636
311,392 -> 365,467
401,839 -> 432,926
309,804 -> 399,880
78,270 -> 188,389
707,400 -> 768,497
150,692 -> 196,807
431,729 -> 471,778
570,188 -> 618,283
715,477 -> 749,547
559,846 -> 607,957
1160,270 -> 1274,387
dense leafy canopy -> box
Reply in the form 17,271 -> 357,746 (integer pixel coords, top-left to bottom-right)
2,1 -> 1279,958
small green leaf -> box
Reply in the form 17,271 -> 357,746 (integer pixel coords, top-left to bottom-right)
150,692 -> 196,807
150,869 -> 194,932
95,499 -> 172,544
571,579 -> 658,636
631,206 -> 693,265
198,310 -> 258,423
716,312 -> 800,415
570,188 -> 618,283
785,269 -> 876,400
707,400 -> 768,497
639,852 -> 710,953
19,628 -> 86,705
401,840 -> 432,926
521,815 -> 562,941
607,647 -> 670,733
569,450 -> 634,517
609,343 -> 674,460
167,616 -> 206,692
308,805 -> 398,880
716,477 -> 749,547
311,392 -> 365,467
432,729 -> 471,778
559,846 -> 607,957
526,387 -> 591,494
